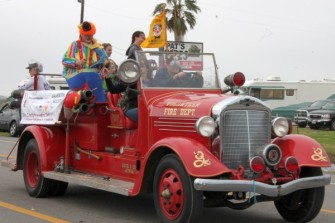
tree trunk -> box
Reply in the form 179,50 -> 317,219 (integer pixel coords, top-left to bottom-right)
174,34 -> 184,42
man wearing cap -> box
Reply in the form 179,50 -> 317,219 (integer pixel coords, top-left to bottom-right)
62,21 -> 108,102
153,59 -> 203,88
19,60 -> 51,91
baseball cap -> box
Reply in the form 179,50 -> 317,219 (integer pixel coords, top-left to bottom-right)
26,63 -> 38,69
26,59 -> 43,72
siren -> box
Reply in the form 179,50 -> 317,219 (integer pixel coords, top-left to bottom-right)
224,72 -> 245,87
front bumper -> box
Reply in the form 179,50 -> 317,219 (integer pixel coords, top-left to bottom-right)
294,117 -> 307,124
308,119 -> 331,127
194,174 -> 331,197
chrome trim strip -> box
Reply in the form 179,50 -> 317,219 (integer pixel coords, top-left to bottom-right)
212,95 -> 269,116
158,129 -> 197,132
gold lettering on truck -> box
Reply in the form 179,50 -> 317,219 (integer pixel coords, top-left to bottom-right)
180,108 -> 195,116
166,102 -> 200,108
311,147 -> 328,162
193,151 -> 211,168
122,163 -> 136,174
164,108 -> 177,116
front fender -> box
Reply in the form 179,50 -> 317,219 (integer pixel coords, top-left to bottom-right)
18,125 -> 66,172
272,134 -> 331,167
148,137 -> 232,177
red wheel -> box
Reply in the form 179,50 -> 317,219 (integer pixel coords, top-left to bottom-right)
158,169 -> 184,219
25,149 -> 39,187
23,139 -> 52,197
153,154 -> 203,223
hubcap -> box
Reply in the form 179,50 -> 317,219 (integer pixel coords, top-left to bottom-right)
10,123 -> 16,135
158,169 -> 184,220
26,151 -> 39,188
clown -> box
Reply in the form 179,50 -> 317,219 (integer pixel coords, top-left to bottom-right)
62,21 -> 108,102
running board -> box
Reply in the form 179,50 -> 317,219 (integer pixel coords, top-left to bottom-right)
43,171 -> 134,196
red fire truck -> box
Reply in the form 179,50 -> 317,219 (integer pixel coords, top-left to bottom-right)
2,51 -> 332,223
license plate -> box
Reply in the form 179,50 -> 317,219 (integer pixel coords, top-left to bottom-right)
312,120 -> 316,124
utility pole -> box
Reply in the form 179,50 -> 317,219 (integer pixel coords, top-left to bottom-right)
78,0 -> 85,23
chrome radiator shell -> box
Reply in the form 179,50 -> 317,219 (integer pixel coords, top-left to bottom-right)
219,103 -> 271,174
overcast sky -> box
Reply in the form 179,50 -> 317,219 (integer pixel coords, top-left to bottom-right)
0,0 -> 334,96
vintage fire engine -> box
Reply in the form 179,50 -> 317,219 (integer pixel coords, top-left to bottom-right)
2,51 -> 332,223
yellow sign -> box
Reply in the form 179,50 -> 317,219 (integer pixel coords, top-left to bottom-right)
141,10 -> 167,48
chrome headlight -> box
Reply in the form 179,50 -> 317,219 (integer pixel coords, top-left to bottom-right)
195,116 -> 216,137
117,59 -> 141,84
272,117 -> 289,137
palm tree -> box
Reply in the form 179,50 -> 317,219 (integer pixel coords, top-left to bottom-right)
153,0 -> 201,41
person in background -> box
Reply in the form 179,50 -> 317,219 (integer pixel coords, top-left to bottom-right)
19,60 -> 50,91
139,59 -> 157,87
153,59 -> 203,88
102,43 -> 118,92
125,31 -> 145,60
62,21 -> 108,102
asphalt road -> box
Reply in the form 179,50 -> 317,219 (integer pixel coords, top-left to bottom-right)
0,136 -> 334,223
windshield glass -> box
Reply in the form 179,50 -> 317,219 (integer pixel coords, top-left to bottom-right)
323,102 -> 335,110
135,51 -> 220,89
310,100 -> 327,107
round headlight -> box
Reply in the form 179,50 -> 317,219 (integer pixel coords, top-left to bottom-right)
195,116 -> 216,137
117,59 -> 141,84
272,117 -> 289,137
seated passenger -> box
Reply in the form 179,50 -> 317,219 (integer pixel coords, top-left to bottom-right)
153,59 -> 203,88
103,58 -> 154,123
140,59 -> 155,87
104,77 -> 138,123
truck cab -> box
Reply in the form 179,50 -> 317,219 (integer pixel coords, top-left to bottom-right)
1,51 -> 331,223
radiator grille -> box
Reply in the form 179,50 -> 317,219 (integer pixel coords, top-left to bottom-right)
295,110 -> 307,118
221,110 -> 270,172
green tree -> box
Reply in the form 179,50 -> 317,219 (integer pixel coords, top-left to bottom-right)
153,0 -> 201,41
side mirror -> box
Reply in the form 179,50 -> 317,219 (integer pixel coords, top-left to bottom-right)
116,59 -> 141,84
9,100 -> 21,109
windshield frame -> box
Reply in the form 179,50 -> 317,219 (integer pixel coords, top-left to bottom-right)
135,51 -> 221,90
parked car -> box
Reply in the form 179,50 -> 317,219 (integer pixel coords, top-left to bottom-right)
272,102 -> 311,120
308,101 -> 335,130
0,100 -> 23,136
294,99 -> 335,128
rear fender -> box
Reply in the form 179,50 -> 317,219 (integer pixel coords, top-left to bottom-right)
17,125 -> 66,172
272,134 -> 331,167
148,137 -> 232,177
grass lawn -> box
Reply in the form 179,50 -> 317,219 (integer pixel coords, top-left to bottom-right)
0,132 -> 9,137
292,127 -> 335,163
